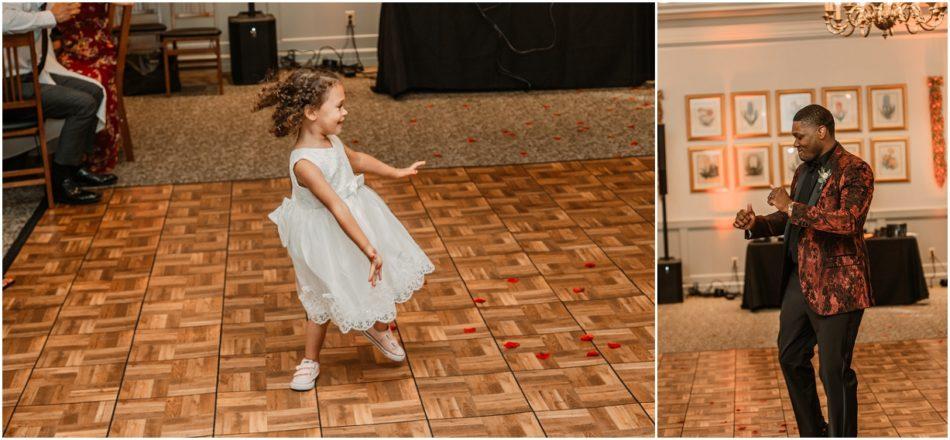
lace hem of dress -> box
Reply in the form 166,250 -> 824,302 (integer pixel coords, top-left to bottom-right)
297,258 -> 435,334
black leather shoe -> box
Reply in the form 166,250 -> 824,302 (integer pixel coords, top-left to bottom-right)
74,167 -> 118,187
54,177 -> 101,205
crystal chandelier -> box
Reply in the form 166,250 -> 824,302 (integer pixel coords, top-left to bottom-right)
824,2 -> 948,38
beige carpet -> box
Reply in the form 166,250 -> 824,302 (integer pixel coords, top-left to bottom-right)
659,287 -> 948,353
4,74 -> 654,257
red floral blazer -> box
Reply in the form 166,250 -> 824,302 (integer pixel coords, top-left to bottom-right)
747,145 -> 875,315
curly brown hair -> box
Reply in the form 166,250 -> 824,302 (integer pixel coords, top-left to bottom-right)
254,68 -> 342,138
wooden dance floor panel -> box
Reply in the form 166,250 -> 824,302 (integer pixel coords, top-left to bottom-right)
2,157 -> 655,437
658,339 -> 948,437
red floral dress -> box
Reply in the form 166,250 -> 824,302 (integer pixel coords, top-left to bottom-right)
56,3 -> 122,173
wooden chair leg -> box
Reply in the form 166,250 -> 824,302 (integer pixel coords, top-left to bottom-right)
38,126 -> 54,207
163,43 -> 171,97
118,96 -> 134,162
215,37 -> 223,95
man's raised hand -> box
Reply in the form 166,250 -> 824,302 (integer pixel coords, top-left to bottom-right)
733,203 -> 756,230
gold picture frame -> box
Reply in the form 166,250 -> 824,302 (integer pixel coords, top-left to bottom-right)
838,138 -> 864,160
777,141 -> 802,187
734,143 -> 774,189
822,86 -> 862,132
685,93 -> 726,141
731,91 -> 770,138
867,84 -> 908,131
775,89 -> 815,135
688,145 -> 728,192
870,137 -> 910,183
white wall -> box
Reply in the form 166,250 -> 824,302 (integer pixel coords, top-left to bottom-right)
658,4 -> 948,287
144,3 -> 382,68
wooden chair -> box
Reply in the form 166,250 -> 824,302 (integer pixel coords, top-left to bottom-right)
2,33 -> 54,206
107,3 -> 135,161
160,3 -> 224,96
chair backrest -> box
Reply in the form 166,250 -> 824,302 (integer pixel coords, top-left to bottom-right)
169,3 -> 216,30
107,4 -> 133,95
2,33 -> 41,111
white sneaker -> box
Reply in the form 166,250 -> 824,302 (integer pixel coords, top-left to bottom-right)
362,326 -> 406,362
290,358 -> 319,391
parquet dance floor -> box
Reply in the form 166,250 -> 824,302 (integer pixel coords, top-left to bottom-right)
2,157 -> 655,437
658,339 -> 947,437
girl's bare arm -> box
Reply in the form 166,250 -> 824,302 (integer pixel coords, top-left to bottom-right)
344,145 -> 425,178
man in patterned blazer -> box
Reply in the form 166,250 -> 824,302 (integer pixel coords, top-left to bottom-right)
733,104 -> 874,437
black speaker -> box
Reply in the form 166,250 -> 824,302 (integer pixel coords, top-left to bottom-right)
658,258 -> 684,304
657,123 -> 667,196
228,11 -> 278,85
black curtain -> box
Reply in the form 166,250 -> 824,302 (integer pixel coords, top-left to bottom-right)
374,3 -> 655,97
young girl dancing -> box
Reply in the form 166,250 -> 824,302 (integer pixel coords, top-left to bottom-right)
255,68 -> 434,391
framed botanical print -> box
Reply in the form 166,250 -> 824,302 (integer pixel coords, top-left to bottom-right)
776,89 -> 815,135
688,146 -> 728,192
870,137 -> 910,182
778,142 -> 803,186
867,84 -> 907,130
822,86 -> 862,132
734,143 -> 774,189
686,93 -> 726,141
839,138 -> 863,159
732,91 -> 770,138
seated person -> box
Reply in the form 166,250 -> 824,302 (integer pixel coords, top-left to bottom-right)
3,2 -> 118,204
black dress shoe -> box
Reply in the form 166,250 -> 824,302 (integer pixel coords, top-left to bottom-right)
74,167 -> 118,187
54,177 -> 101,205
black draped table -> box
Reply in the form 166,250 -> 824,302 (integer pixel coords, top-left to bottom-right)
374,3 -> 655,97
741,236 -> 930,311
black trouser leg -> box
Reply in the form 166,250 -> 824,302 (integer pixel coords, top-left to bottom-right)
22,73 -> 103,168
778,271 -> 826,437
809,299 -> 864,437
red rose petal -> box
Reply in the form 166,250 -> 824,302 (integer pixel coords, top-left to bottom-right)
535,352 -> 551,360
351,139 -> 360,145
607,342 -> 622,349
463,327 -> 476,333
390,323 -> 397,330
577,121 -> 585,125
473,297 -> 486,304
462,103 -> 470,109
524,121 -> 533,126
584,262 -> 596,268
580,334 -> 594,342
586,350 -> 599,357
519,151 -> 528,157
630,140 -> 639,146
552,112 -> 561,117
503,341 -> 520,349
467,137 -> 477,143
433,152 -> 443,158
542,104 -> 551,109
627,124 -> 636,129
553,136 -> 562,141
572,287 -> 585,293
507,277 -> 519,283
425,103 -> 433,108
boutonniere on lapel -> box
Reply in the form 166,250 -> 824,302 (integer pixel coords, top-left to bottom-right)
817,167 -> 831,188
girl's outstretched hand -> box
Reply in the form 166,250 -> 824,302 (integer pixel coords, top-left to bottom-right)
393,161 -> 426,178
366,247 -> 384,287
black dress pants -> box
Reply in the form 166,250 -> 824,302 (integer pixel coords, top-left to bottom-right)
778,270 -> 864,437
